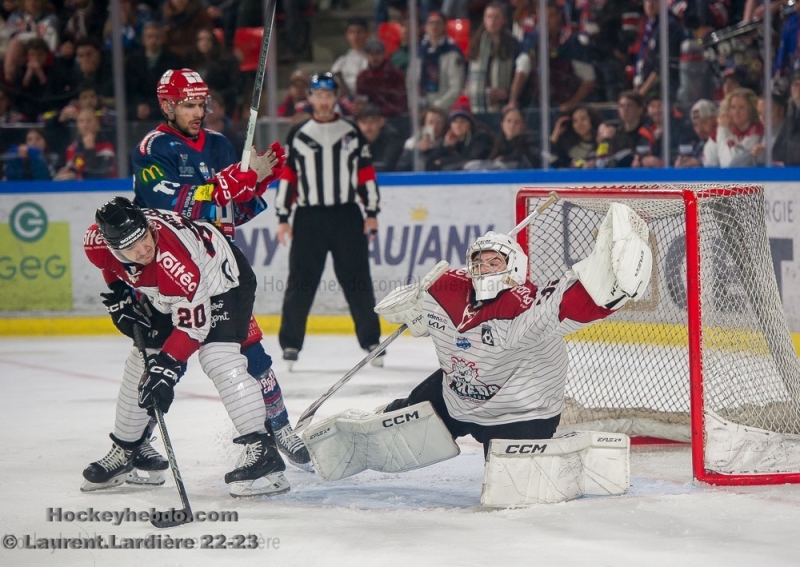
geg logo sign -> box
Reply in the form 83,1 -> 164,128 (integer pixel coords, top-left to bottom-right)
10,202 -> 48,243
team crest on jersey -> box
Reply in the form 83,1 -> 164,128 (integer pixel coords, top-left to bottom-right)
481,325 -> 494,346
341,134 -> 355,151
455,336 -> 471,350
178,154 -> 195,177
446,357 -> 499,402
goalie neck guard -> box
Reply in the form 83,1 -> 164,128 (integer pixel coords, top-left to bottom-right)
95,197 -> 149,250
467,231 -> 527,301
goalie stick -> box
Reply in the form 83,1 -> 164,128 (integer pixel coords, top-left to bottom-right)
240,0 -> 278,172
132,324 -> 194,529
293,260 -> 450,434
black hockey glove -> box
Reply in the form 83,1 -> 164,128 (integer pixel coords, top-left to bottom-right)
101,281 -> 151,330
138,352 -> 184,416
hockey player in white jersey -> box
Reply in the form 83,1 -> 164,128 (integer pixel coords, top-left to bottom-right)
302,202 -> 652,486
82,197 -> 289,497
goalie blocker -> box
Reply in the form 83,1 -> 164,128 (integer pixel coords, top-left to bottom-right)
481,432 -> 630,507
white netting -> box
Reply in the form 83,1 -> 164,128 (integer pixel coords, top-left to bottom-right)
521,185 -> 800,478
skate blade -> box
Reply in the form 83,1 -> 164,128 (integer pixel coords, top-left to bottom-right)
229,472 -> 291,498
126,469 -> 166,486
286,360 -> 295,372
370,357 -> 384,368
80,474 -> 127,492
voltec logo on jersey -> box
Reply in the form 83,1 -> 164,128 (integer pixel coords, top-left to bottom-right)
156,250 -> 197,292
83,229 -> 106,249
455,336 -> 471,350
481,326 -> 494,346
199,162 -> 210,180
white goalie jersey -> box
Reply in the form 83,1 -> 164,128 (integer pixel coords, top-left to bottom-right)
423,269 -> 615,426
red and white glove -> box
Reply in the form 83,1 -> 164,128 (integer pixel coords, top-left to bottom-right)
212,163 -> 258,206
253,141 -> 287,196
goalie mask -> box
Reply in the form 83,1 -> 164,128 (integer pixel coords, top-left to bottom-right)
95,197 -> 150,250
466,232 -> 527,301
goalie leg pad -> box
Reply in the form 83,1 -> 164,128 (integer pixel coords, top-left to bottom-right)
481,431 -> 630,507
301,402 -> 460,481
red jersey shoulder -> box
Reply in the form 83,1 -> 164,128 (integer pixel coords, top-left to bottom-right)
151,219 -> 202,300
83,224 -> 111,267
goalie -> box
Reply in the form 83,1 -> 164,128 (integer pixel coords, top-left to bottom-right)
303,202 -> 652,502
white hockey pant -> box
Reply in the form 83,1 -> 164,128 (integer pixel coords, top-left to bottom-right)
113,347 -> 151,443
198,343 -> 266,436
301,402 -> 460,481
481,431 -> 630,507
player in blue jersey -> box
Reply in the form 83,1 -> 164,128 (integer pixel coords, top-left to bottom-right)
127,68 -> 311,475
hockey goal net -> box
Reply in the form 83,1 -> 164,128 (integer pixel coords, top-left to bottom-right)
517,185 -> 800,485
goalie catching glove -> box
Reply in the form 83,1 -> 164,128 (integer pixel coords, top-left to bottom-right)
572,202 -> 652,310
138,351 -> 184,416
374,261 -> 450,337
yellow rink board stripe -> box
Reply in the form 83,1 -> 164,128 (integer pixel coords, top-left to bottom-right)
2,317 -> 800,357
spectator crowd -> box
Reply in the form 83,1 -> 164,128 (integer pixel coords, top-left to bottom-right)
2,0 -> 800,180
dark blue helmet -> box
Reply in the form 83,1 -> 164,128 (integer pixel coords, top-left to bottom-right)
309,72 -> 337,93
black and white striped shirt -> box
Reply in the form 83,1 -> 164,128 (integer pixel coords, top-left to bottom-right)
275,116 -> 380,222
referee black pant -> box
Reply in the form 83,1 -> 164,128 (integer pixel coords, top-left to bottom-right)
279,203 -> 381,353
385,369 -> 561,457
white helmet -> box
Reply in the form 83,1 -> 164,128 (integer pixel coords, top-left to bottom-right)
466,231 -> 527,301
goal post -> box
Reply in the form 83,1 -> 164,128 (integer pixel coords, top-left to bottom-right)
516,185 -> 800,486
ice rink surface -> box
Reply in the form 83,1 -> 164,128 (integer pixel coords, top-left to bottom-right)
2,334 -> 800,567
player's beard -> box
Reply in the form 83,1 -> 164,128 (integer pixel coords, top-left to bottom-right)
171,112 -> 205,140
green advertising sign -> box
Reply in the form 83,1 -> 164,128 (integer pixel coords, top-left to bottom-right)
0,202 -> 73,310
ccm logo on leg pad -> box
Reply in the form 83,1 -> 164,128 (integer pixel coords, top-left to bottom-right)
382,411 -> 420,428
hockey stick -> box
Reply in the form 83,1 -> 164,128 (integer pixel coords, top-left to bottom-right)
294,260 -> 450,434
132,324 -> 194,529
240,0 -> 278,172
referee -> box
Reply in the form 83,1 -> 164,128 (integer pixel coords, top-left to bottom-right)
275,72 -> 383,370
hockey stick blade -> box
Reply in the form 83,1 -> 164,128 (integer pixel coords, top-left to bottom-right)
150,506 -> 193,529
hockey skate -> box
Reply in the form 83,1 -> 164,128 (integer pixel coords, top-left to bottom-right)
282,348 -> 299,372
225,428 -> 290,498
81,434 -> 136,492
127,436 -> 168,486
274,423 -> 314,472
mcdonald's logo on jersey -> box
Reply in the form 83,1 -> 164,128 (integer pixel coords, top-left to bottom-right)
139,165 -> 165,183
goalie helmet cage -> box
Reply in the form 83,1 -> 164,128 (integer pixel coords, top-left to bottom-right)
516,185 -> 800,486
